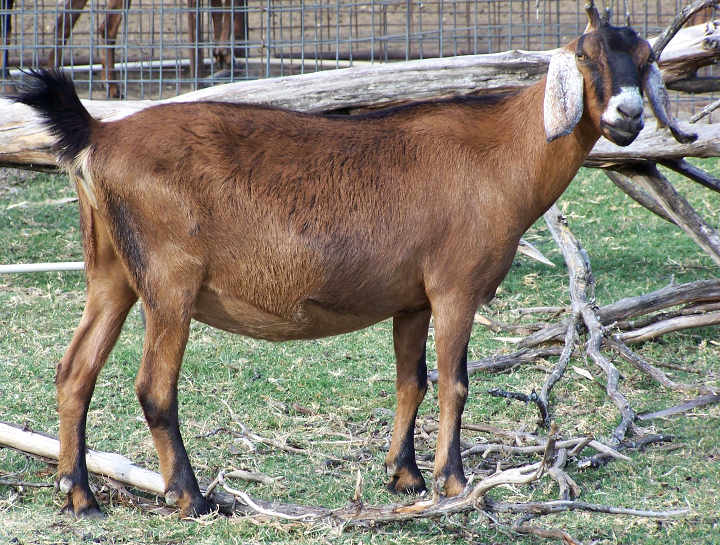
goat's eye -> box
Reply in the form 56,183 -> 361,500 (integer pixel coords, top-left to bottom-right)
576,51 -> 588,61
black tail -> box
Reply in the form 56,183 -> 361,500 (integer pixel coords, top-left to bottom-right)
12,69 -> 95,164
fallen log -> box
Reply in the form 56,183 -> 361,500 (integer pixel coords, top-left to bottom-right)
0,421 -> 165,495
0,23 -> 718,171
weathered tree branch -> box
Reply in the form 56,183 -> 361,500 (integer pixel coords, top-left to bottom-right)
651,0 -> 720,58
659,158 -> 720,194
609,163 -> 720,266
427,346 -> 566,382
544,205 -> 637,446
637,394 -> 720,420
605,169 -> 679,224
1,24 -> 718,170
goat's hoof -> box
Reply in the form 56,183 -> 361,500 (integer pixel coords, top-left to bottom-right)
180,495 -> 215,519
165,483 -> 216,518
386,469 -> 426,495
61,499 -> 105,519
433,473 -> 466,497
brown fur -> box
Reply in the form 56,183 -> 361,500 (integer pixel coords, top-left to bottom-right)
42,22 -> 654,516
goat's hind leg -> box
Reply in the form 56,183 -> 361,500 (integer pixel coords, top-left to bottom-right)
56,266 -> 137,517
96,0 -> 128,99
135,293 -> 212,517
385,310 -> 430,494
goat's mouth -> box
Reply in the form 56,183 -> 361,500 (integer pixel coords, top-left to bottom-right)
601,120 -> 643,147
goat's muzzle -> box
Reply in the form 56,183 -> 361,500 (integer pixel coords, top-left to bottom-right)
601,116 -> 643,147
600,86 -> 644,146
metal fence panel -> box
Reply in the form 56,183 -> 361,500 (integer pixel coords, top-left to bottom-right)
0,0 -> 714,115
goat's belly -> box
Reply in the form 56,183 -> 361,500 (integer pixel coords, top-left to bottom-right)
192,290 -> 388,341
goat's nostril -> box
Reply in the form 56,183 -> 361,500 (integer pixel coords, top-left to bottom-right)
617,104 -> 643,121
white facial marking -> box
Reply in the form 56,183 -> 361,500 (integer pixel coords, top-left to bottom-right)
602,86 -> 643,125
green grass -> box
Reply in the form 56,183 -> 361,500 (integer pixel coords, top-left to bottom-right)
0,165 -> 718,544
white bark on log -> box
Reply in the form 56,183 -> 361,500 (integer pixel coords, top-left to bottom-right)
0,24 -> 717,171
0,421 -> 166,495
0,261 -> 84,273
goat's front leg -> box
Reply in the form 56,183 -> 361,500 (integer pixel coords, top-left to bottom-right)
56,270 -> 137,517
430,296 -> 474,497
385,310 -> 430,494
135,302 -> 212,517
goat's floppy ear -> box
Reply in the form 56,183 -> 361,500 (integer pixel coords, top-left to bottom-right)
642,61 -> 697,144
544,50 -> 584,142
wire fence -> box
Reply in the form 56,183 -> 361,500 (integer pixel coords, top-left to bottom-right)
0,0 -> 715,112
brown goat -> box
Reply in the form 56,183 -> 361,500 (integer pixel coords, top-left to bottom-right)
14,4 -> 693,518
48,0 -> 247,98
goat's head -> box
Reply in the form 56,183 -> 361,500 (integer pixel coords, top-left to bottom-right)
544,2 -> 696,146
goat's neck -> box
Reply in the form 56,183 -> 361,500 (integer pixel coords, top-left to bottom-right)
483,80 -> 601,232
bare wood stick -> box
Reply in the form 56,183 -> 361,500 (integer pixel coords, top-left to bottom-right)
511,306 -> 568,316
474,313 -> 550,334
607,337 -> 716,395
598,279 -> 720,324
568,436 -> 593,457
547,449 -> 581,501
668,76 -> 720,93
605,169 -> 678,225
539,312 -> 579,427
611,163 -> 720,266
427,346 -> 565,382
619,310 -> 720,343
585,440 -> 632,462
205,468 -> 280,496
585,299 -> 637,445
690,96 -> 720,123
513,516 -> 584,545
0,421 -> 165,494
0,479 -> 54,488
517,239 -> 555,266
461,437 -> 629,462
518,322 -> 568,348
586,121 -> 720,166
422,422 -> 540,442
516,279 -> 720,351
613,301 -> 720,331
2,421 -> 686,526
462,438 -> 581,458
651,0 -> 720,58
544,205 -> 637,445
219,471 -> 318,521
637,394 -> 720,420
491,499 -> 688,518
0,261 -> 85,274
577,434 -> 674,469
659,158 -> 720,194
486,388 -> 549,426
